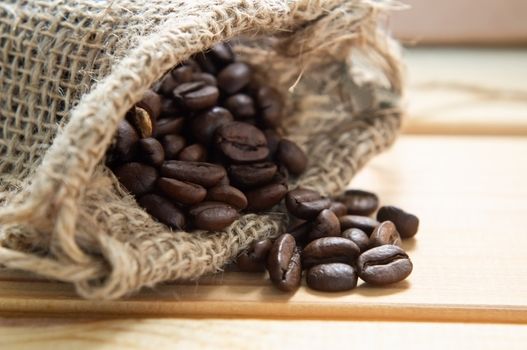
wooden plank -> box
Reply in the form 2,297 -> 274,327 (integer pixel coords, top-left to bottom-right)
0,136 -> 526,322
402,48 -> 527,136
1,318 -> 527,350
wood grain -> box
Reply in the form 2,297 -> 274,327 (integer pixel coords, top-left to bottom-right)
1,318 -> 527,350
1,136 -> 526,322
402,48 -> 527,136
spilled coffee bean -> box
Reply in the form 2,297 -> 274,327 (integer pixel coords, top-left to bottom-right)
377,206 -> 419,239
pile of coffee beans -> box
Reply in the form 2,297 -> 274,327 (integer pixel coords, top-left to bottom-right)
236,189 -> 419,292
107,43 -> 307,231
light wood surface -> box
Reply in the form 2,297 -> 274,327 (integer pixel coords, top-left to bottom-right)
1,136 -> 526,323
402,48 -> 527,136
1,318 -> 527,350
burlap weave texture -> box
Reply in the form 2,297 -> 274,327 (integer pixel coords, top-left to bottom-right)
0,0 -> 403,299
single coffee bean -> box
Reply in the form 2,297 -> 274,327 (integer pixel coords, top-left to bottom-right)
191,107 -> 234,145
113,120 -> 138,161
369,221 -> 402,248
302,237 -> 360,269
277,139 -> 307,176
342,228 -> 370,253
256,86 -> 283,127
136,90 -> 162,121
206,185 -> 248,210
215,122 -> 269,163
161,161 -> 227,188
156,177 -> 207,205
339,215 -> 380,235
127,106 -> 153,138
173,82 -> 219,110
329,201 -> 347,217
285,188 -> 331,220
154,118 -> 184,137
263,128 -> 281,158
266,234 -> 302,292
209,42 -> 235,66
191,72 -> 217,86
224,94 -> 255,119
228,162 -> 277,188
178,144 -> 207,162
189,201 -> 239,231
245,183 -> 288,212
357,245 -> 413,285
170,65 -> 194,84
138,138 -> 165,167
306,263 -> 358,292
114,162 -> 157,196
161,134 -> 186,160
236,238 -> 273,273
139,194 -> 185,230
217,62 -> 251,94
307,209 -> 341,242
336,189 -> 379,216
377,206 -> 419,239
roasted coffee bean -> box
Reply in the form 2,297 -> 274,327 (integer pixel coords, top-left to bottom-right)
159,74 -> 180,96
113,120 -> 139,161
191,72 -> 217,86
154,118 -> 184,137
189,201 -> 239,231
138,138 -> 165,167
342,228 -> 370,253
329,201 -> 347,217
161,134 -> 186,160
209,43 -> 235,66
178,144 -> 207,162
277,139 -> 307,176
173,82 -> 219,110
128,106 -> 153,138
217,62 -> 251,94
224,94 -> 255,119
170,65 -> 194,84
264,129 -> 281,158
307,209 -> 341,242
336,189 -> 379,216
114,162 -> 157,196
339,215 -> 380,235
191,107 -> 234,145
272,165 -> 289,187
157,177 -> 207,205
229,162 -> 277,188
236,238 -> 273,273
285,188 -> 331,220
245,183 -> 288,212
306,263 -> 358,292
369,221 -> 402,248
357,245 -> 413,285
195,52 -> 218,74
139,194 -> 185,229
302,237 -> 360,269
206,185 -> 248,210
377,206 -> 419,239
266,234 -> 302,292
215,122 -> 269,163
161,161 -> 227,188
256,86 -> 283,127
137,90 -> 162,121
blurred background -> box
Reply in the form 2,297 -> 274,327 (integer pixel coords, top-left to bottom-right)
386,0 -> 527,136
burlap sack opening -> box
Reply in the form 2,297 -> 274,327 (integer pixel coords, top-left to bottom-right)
0,0 -> 403,299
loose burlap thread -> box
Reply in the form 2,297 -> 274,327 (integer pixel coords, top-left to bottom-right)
0,0 -> 404,299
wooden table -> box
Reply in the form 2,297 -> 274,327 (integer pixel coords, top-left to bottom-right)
1,48 -> 526,349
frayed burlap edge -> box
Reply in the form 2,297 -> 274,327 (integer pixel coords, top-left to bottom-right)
0,0 -> 404,299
